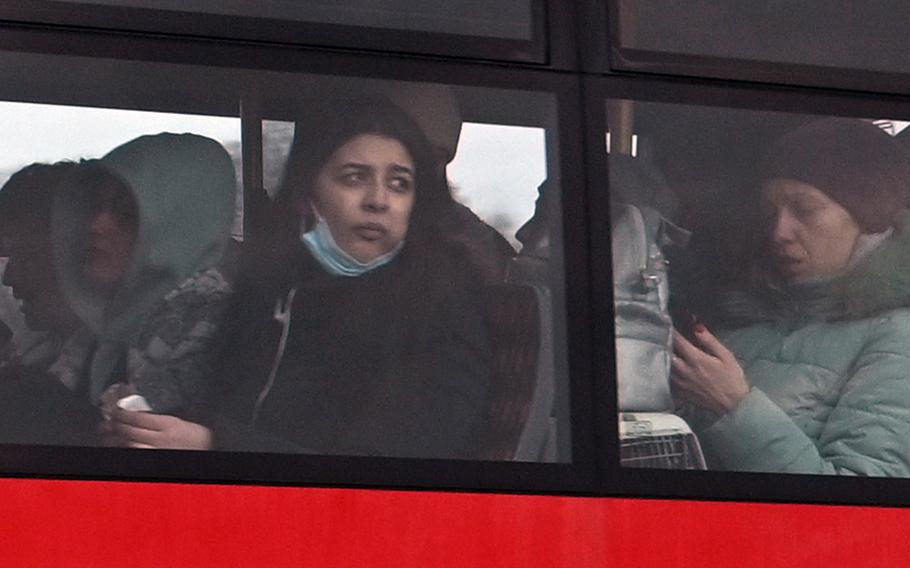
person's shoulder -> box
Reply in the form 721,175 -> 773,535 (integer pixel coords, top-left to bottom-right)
867,307 -> 910,330
164,267 -> 233,303
421,236 -> 486,289
138,267 -> 234,340
850,307 -> 910,355
435,202 -> 516,286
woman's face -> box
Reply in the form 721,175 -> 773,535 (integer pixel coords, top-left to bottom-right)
762,178 -> 861,282
306,133 -> 416,263
82,182 -> 139,294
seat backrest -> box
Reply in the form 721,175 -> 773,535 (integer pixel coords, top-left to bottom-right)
513,284 -> 557,462
466,282 -> 541,461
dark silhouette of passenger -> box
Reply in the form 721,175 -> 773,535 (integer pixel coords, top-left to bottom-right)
0,162 -> 82,367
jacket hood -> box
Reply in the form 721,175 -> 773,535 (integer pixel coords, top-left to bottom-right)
53,133 -> 236,339
710,209 -> 910,327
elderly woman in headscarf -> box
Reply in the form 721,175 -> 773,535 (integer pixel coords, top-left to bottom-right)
674,118 -> 910,475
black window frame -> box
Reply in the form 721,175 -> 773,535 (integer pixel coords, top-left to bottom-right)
590,72 -> 910,507
10,0 -> 910,507
0,24 -> 595,495
602,0 -> 910,96
0,0 -> 559,67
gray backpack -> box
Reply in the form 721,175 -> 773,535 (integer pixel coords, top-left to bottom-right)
611,201 -> 688,411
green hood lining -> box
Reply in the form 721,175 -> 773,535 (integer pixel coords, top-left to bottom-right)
710,210 -> 910,327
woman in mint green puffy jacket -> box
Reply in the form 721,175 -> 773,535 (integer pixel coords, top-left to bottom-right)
673,118 -> 910,475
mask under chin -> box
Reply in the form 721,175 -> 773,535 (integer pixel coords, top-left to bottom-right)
300,215 -> 404,277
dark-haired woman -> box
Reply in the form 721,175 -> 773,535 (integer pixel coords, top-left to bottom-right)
675,118 -> 910,475
104,96 -> 491,458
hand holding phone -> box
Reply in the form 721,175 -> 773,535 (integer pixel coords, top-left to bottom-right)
674,307 -> 701,343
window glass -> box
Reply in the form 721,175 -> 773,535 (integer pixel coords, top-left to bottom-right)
63,0 -> 535,40
262,120 -> 294,198
0,49 -> 570,472
0,102 -> 240,178
0,100 -> 241,367
0,101 -> 242,233
617,1 -> 910,75
609,98 -> 910,477
448,123 -> 547,248
266,121 -> 549,248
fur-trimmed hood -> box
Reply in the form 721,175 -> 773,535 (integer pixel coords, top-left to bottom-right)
709,209 -> 910,328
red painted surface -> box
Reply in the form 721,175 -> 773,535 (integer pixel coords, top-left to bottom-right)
0,478 -> 906,566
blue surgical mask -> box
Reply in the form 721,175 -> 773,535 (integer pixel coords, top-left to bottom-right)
301,213 -> 404,277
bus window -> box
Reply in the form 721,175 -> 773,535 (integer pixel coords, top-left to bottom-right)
609,97 -> 910,478
448,123 -> 546,249
265,120 -> 549,249
261,120 -> 294,198
0,48 -> 572,471
257,78 -> 569,463
0,101 -> 242,233
615,2 -> 910,82
0,101 -> 240,375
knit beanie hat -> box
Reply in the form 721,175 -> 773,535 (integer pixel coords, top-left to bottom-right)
760,117 -> 910,232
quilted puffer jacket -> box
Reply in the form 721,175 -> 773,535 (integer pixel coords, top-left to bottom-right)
694,211 -> 910,476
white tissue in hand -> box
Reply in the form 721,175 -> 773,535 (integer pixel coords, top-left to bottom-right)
117,394 -> 152,412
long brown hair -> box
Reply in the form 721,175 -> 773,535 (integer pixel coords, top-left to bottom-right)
272,94 -> 454,251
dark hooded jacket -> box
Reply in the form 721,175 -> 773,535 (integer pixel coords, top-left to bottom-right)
205,236 -> 491,459
50,133 -> 236,416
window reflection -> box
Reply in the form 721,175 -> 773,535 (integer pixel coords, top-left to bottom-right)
619,1 -> 910,76
611,99 -> 910,476
64,0 -> 535,39
0,55 -> 568,463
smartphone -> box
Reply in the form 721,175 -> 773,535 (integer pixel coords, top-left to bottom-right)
673,306 -> 700,343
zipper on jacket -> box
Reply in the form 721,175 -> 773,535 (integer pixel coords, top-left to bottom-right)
251,287 -> 297,425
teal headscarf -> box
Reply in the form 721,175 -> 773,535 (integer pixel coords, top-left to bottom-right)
52,133 -> 236,399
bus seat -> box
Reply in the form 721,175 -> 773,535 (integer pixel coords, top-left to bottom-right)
514,284 -> 556,462
467,282 -> 556,462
